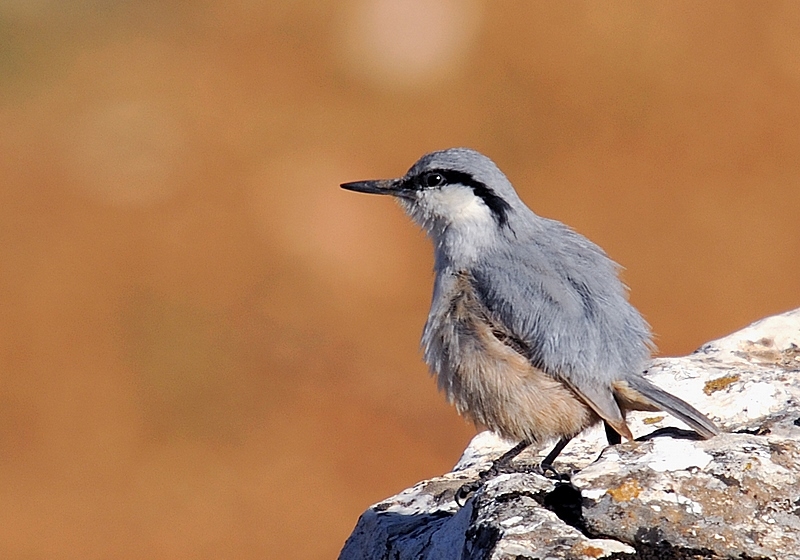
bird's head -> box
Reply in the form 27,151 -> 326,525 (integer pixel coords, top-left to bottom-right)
341,148 -> 524,244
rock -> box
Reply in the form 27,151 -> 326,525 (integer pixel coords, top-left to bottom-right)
338,309 -> 800,560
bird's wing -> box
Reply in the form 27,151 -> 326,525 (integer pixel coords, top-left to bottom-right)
469,230 -> 649,440
561,378 -> 633,440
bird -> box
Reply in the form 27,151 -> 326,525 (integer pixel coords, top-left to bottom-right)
340,147 -> 719,497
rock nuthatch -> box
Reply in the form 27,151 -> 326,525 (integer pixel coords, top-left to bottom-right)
341,148 -> 718,495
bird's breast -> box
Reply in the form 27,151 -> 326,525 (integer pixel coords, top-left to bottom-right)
422,271 -> 593,442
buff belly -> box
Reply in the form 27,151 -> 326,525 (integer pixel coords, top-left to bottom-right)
427,273 -> 596,443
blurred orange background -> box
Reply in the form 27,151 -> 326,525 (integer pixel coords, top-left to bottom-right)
1,1 -> 799,558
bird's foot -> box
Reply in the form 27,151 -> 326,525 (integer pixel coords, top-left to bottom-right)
454,479 -> 482,507
454,457 -> 519,506
636,426 -> 704,442
454,459 -> 569,506
530,461 -> 570,481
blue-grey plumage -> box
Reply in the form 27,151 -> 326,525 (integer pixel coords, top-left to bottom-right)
341,147 -> 718,461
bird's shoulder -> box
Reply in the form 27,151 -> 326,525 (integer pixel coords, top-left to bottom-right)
461,219 -> 651,378
471,218 -> 620,317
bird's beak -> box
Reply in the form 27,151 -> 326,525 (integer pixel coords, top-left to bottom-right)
340,178 -> 402,196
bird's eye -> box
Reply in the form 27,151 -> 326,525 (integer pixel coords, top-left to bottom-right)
424,173 -> 445,188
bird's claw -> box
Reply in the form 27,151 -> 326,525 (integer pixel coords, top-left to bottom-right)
454,459 -> 569,506
455,480 -> 481,506
454,458 -> 514,506
532,462 -> 569,481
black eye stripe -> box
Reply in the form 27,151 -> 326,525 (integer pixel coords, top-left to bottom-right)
416,168 -> 512,228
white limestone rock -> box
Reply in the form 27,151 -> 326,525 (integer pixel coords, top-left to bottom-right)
339,308 -> 800,559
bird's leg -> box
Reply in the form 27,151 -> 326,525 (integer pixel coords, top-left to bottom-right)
533,423 -> 624,480
455,439 -> 532,506
534,422 -> 624,479
533,437 -> 571,478
604,420 -> 622,445
483,438 -> 533,477
455,437 -> 581,505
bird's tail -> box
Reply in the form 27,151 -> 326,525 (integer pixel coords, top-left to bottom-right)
615,376 -> 720,439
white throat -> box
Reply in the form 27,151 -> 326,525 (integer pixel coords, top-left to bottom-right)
399,185 -> 500,269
